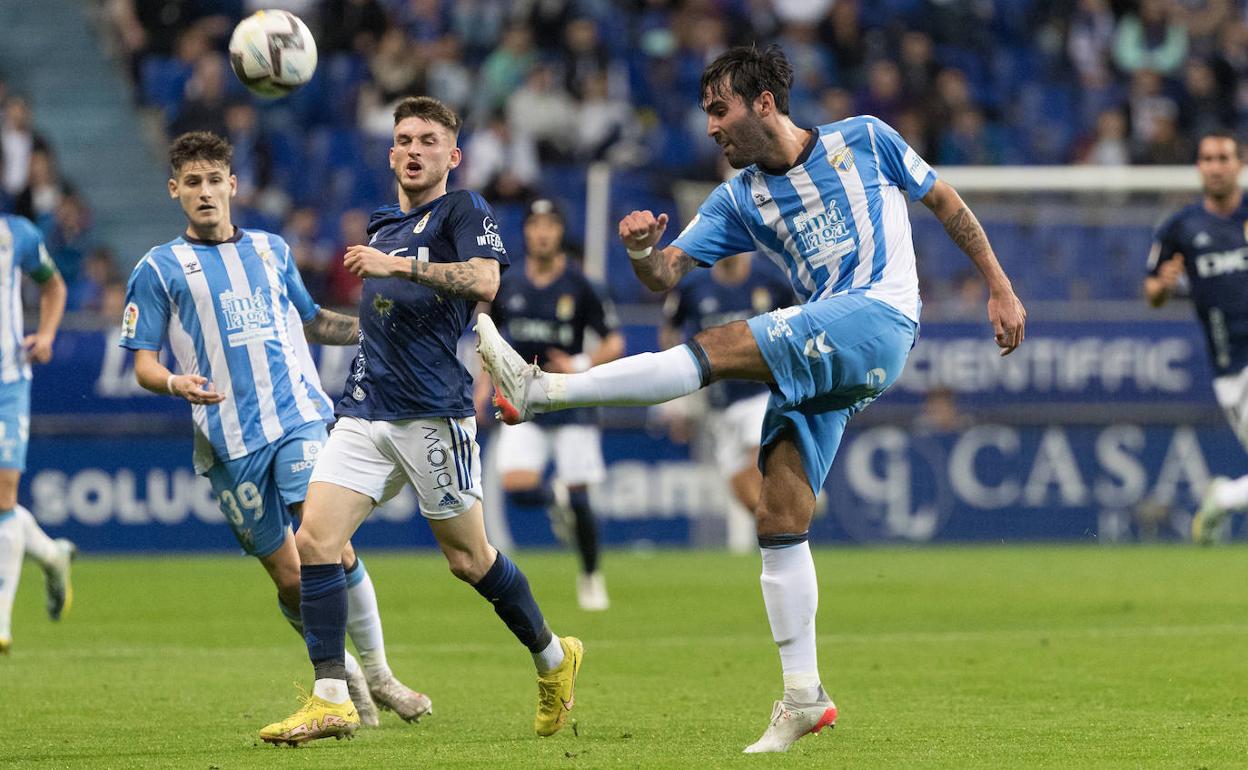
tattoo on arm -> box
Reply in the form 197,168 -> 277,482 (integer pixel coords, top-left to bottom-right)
942,206 -> 990,258
305,308 -> 359,345
410,259 -> 497,300
634,249 -> 695,291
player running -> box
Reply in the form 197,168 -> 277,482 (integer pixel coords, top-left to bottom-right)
120,131 -> 429,727
475,199 -> 624,611
1145,130 -> 1248,544
660,252 -> 794,525
260,97 -> 582,745
477,45 -> 1026,753
0,213 -> 71,656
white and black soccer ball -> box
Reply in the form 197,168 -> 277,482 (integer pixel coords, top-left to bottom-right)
228,10 -> 317,98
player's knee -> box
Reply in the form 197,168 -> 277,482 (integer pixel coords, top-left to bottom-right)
0,474 -> 19,511
444,549 -> 489,583
294,526 -> 333,564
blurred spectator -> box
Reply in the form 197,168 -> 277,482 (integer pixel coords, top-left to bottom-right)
913,387 -> 972,435
99,280 -> 128,325
282,206 -> 333,301
574,72 -> 640,163
325,208 -> 368,308
814,87 -> 855,124
368,27 -> 424,102
506,64 -> 577,162
1181,58 -> 1234,137
14,147 -> 71,227
894,108 -> 932,160
44,194 -> 95,287
1126,69 -> 1180,148
513,0 -> 579,51
462,110 -> 540,196
473,24 -> 536,126
856,60 -> 905,127
770,0 -> 833,26
1067,0 -> 1116,89
1,96 -> 50,198
937,108 -> 1004,165
1074,108 -> 1131,166
449,0 -> 509,61
224,102 -> 272,207
395,0 -> 449,45
561,18 -> 609,100
1113,0 -> 1189,77
926,68 -> 974,140
1134,114 -> 1192,164
108,0 -> 230,86
68,247 -> 120,313
823,0 -> 868,87
318,0 -> 388,55
897,30 -> 938,103
778,21 -> 836,118
424,36 -> 473,115
169,53 -> 229,136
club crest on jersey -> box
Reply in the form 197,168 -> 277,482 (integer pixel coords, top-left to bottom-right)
122,302 -> 139,338
827,146 -> 854,173
556,294 -> 576,321
413,211 -> 431,234
219,287 -> 274,346
477,216 -> 507,254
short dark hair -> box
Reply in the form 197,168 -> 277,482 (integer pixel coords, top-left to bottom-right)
1198,129 -> 1240,153
699,44 -> 794,115
169,131 -> 232,176
393,96 -> 461,136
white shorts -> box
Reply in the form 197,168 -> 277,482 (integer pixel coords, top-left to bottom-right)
493,422 -> 605,485
310,415 -> 482,520
707,391 -> 770,475
1214,366 -> 1248,450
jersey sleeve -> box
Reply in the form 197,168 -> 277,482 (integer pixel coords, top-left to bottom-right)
276,236 -> 320,323
670,183 -> 756,266
582,279 -> 619,338
8,216 -> 58,283
864,116 -> 937,201
119,256 -> 171,351
447,192 -> 510,268
1147,211 -> 1184,276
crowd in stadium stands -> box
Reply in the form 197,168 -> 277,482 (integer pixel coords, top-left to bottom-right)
0,78 -> 127,321
14,0 -> 1235,312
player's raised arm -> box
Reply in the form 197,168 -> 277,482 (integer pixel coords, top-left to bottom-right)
303,307 -> 359,345
343,245 -> 501,302
921,178 -> 1027,355
619,210 -> 695,292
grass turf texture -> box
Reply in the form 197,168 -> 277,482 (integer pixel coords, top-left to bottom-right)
3,546 -> 1247,768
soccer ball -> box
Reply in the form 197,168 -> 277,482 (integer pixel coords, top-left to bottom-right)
227,10 -> 317,98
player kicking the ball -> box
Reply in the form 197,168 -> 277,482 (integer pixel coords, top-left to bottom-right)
260,97 -> 581,745
121,132 -> 429,730
478,45 -> 1025,753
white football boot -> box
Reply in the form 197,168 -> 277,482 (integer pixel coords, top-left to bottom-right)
345,654 -> 380,727
475,314 -> 560,424
743,698 -> 838,753
369,674 -> 433,723
1192,476 -> 1230,546
577,572 -> 609,612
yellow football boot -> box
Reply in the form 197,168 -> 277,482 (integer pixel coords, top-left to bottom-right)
534,636 -> 583,736
260,691 -> 359,746
0,637 -> 10,656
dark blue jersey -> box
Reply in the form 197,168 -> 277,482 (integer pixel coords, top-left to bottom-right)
490,257 -> 618,426
664,262 -> 796,407
1149,199 -> 1248,376
337,190 -> 509,420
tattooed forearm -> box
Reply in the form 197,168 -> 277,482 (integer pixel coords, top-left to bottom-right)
410,257 -> 499,300
632,248 -> 695,292
304,308 -> 359,345
942,206 -> 991,259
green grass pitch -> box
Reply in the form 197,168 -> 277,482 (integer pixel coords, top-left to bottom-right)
3,545 -> 1247,768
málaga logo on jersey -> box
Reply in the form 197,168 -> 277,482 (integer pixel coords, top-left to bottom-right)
793,206 -> 854,266
477,216 -> 506,254
219,287 -> 274,346
827,146 -> 854,172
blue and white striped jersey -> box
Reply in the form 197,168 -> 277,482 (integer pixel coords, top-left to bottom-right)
0,215 -> 58,384
671,115 -> 936,322
119,228 -> 334,471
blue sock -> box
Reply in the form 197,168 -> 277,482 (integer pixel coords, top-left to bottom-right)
508,486 -> 553,508
473,552 -> 553,652
301,563 -> 347,680
568,487 -> 599,574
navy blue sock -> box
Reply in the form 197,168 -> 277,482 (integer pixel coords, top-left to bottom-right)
508,485 -> 554,508
473,552 -> 553,652
569,487 -> 599,574
301,563 -> 348,680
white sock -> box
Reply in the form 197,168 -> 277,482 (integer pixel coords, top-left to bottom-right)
345,651 -> 362,677
313,678 -> 349,703
549,346 -> 703,409
1213,475 -> 1248,510
0,510 -> 24,641
15,506 -> 58,567
759,541 -> 823,704
345,561 -> 392,683
533,634 -> 565,673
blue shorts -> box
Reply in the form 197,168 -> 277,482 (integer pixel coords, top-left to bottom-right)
0,379 -> 31,472
204,421 -> 328,557
747,294 -> 917,495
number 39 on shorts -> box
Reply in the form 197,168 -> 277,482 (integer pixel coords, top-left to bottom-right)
219,481 -> 263,526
